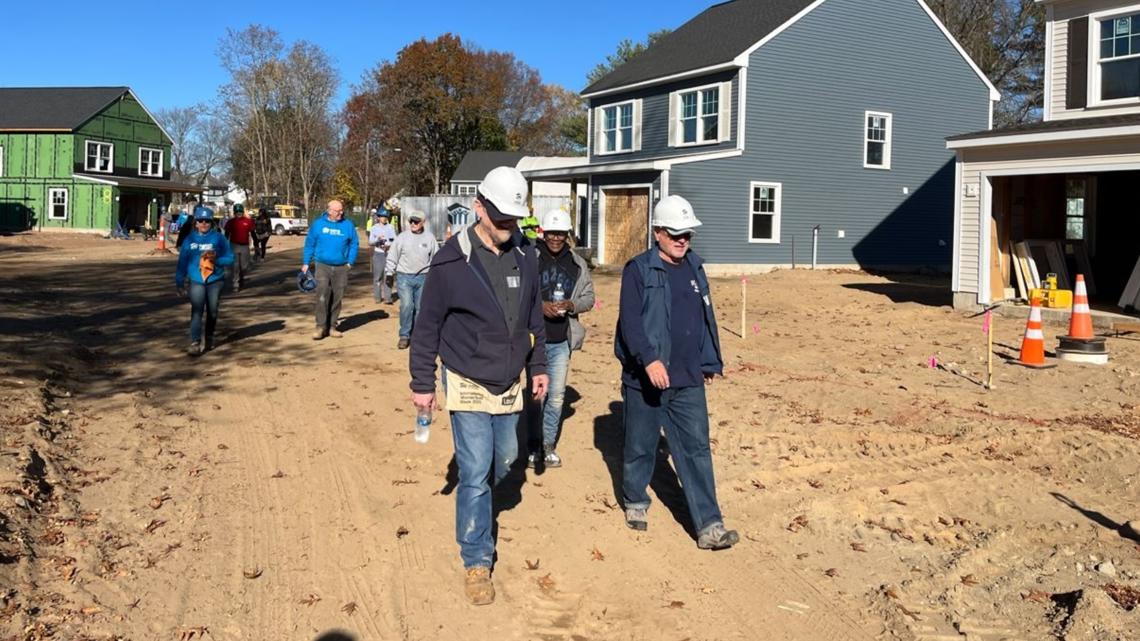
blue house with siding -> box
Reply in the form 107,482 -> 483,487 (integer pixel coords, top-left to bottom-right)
521,0 -> 999,270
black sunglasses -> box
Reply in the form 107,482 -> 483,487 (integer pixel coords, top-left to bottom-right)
665,231 -> 692,242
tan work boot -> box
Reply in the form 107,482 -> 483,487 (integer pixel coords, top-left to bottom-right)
464,566 -> 495,605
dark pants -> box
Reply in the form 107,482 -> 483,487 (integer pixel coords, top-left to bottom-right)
314,262 -> 349,332
188,280 -> 223,343
622,383 -> 724,532
254,235 -> 268,259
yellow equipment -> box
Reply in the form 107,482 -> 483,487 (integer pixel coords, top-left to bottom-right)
1029,273 -> 1073,309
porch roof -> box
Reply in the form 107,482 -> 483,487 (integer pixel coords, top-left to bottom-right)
73,173 -> 204,193
947,114 -> 1140,149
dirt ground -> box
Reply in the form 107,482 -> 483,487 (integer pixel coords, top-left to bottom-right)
2,231 -> 1139,641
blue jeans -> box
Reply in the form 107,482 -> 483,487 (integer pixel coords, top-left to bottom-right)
396,273 -> 425,338
450,408 -> 520,569
539,341 -> 571,449
622,384 -> 723,532
188,280 -> 223,343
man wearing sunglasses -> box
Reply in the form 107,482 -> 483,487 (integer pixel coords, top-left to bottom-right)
614,194 -> 738,551
409,166 -> 548,605
386,210 -> 437,349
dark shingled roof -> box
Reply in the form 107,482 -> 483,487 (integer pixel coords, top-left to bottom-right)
0,87 -> 131,130
451,151 -> 526,183
582,0 -> 815,95
947,113 -> 1140,141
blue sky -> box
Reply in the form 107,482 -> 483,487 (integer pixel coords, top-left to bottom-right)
0,0 -> 710,113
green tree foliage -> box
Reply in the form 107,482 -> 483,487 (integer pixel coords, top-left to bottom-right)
586,29 -> 673,88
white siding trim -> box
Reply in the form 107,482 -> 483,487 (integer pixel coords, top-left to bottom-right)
737,67 -> 748,151
632,99 -> 643,152
978,175 -> 992,304
951,152 -> 962,292
1044,12 -> 1054,121
747,180 -> 782,244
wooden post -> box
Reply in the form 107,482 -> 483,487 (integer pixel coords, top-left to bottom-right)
741,276 -> 747,338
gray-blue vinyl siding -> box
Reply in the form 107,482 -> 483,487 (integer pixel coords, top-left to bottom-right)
588,70 -> 738,164
669,0 -> 991,267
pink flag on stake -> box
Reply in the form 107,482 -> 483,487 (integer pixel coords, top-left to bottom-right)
928,356 -> 939,369
594,299 -> 602,310
752,323 -> 761,335
982,310 -> 992,334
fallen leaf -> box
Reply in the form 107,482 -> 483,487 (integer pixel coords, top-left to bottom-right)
178,626 -> 209,641
144,519 -> 166,534
80,605 -> 103,615
807,479 -> 824,489
787,515 -> 809,533
537,573 -> 556,592
149,493 -> 171,510
80,512 -> 100,524
883,586 -> 901,600
525,559 -> 540,570
824,568 -> 839,577
300,593 -> 321,606
880,488 -> 890,495
666,600 -> 685,609
851,542 -> 867,552
1023,589 -> 1052,603
796,552 -> 810,560
889,499 -> 908,506
591,546 -> 605,561
217,443 -> 229,450
243,567 -> 263,579
270,470 -> 286,479
392,479 -> 419,486
128,598 -> 141,609
341,601 -> 358,615
750,480 -> 766,490
960,574 -> 979,586
396,526 -> 410,539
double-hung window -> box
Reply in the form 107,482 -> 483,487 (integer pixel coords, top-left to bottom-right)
1096,11 -> 1140,102
600,101 -> 635,154
48,188 -> 69,220
139,147 -> 163,177
455,184 -> 477,196
748,181 -> 781,243
679,86 -> 719,145
85,141 -> 113,173
864,111 -> 892,169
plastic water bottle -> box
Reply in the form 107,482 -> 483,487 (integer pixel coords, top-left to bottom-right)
553,282 -> 566,315
415,407 -> 431,444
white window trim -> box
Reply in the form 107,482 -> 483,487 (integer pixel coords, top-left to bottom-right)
747,180 -> 782,244
863,111 -> 893,170
48,188 -> 69,221
673,81 -> 725,148
138,147 -> 163,177
85,140 -> 114,174
455,184 -> 477,196
596,100 -> 637,156
0,145 -> 4,177
1088,4 -> 1140,108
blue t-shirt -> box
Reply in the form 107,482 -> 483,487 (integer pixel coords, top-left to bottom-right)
666,259 -> 704,388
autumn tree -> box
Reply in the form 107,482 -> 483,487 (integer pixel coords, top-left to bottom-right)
347,34 -> 583,195
156,105 -> 229,187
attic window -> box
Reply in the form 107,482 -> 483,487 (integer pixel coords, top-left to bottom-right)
85,141 -> 113,173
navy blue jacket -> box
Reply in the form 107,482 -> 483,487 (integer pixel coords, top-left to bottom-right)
410,229 -> 547,394
614,249 -> 724,389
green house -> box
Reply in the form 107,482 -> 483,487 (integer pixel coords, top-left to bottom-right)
0,86 -> 201,232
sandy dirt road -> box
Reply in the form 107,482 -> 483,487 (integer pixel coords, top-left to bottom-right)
2,232 -> 1139,641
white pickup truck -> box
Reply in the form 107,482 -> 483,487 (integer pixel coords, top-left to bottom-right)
269,206 -> 308,235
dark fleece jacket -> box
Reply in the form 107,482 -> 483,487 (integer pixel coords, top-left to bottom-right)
409,228 -> 547,394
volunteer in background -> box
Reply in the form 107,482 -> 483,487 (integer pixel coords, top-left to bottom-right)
302,199 -> 359,340
175,206 -> 234,356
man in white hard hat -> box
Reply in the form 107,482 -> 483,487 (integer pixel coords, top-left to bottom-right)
527,208 -> 595,469
409,166 -> 549,605
614,194 -> 739,550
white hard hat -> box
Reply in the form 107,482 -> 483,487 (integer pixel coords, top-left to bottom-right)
542,209 -> 572,232
477,166 -> 530,219
651,195 -> 702,233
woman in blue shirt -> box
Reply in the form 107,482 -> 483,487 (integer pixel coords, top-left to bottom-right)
175,206 -> 234,355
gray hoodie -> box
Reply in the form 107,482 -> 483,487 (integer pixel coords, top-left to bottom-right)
386,229 -> 438,275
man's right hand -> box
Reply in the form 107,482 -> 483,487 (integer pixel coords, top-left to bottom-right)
542,302 -> 561,319
645,360 -> 670,390
412,392 -> 436,412
300,264 -> 309,273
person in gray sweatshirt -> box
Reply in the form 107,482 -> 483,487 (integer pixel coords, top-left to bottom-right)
386,210 -> 438,349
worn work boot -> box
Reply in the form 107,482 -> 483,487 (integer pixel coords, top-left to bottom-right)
625,507 -> 648,531
397,337 -> 410,350
312,329 -> 326,341
464,566 -> 495,606
543,449 -> 563,468
187,342 -> 202,356
697,522 -> 740,550
328,328 -> 344,338
526,452 -> 538,469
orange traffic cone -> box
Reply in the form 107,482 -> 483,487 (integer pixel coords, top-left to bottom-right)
1067,274 -> 1094,339
1018,297 -> 1047,367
